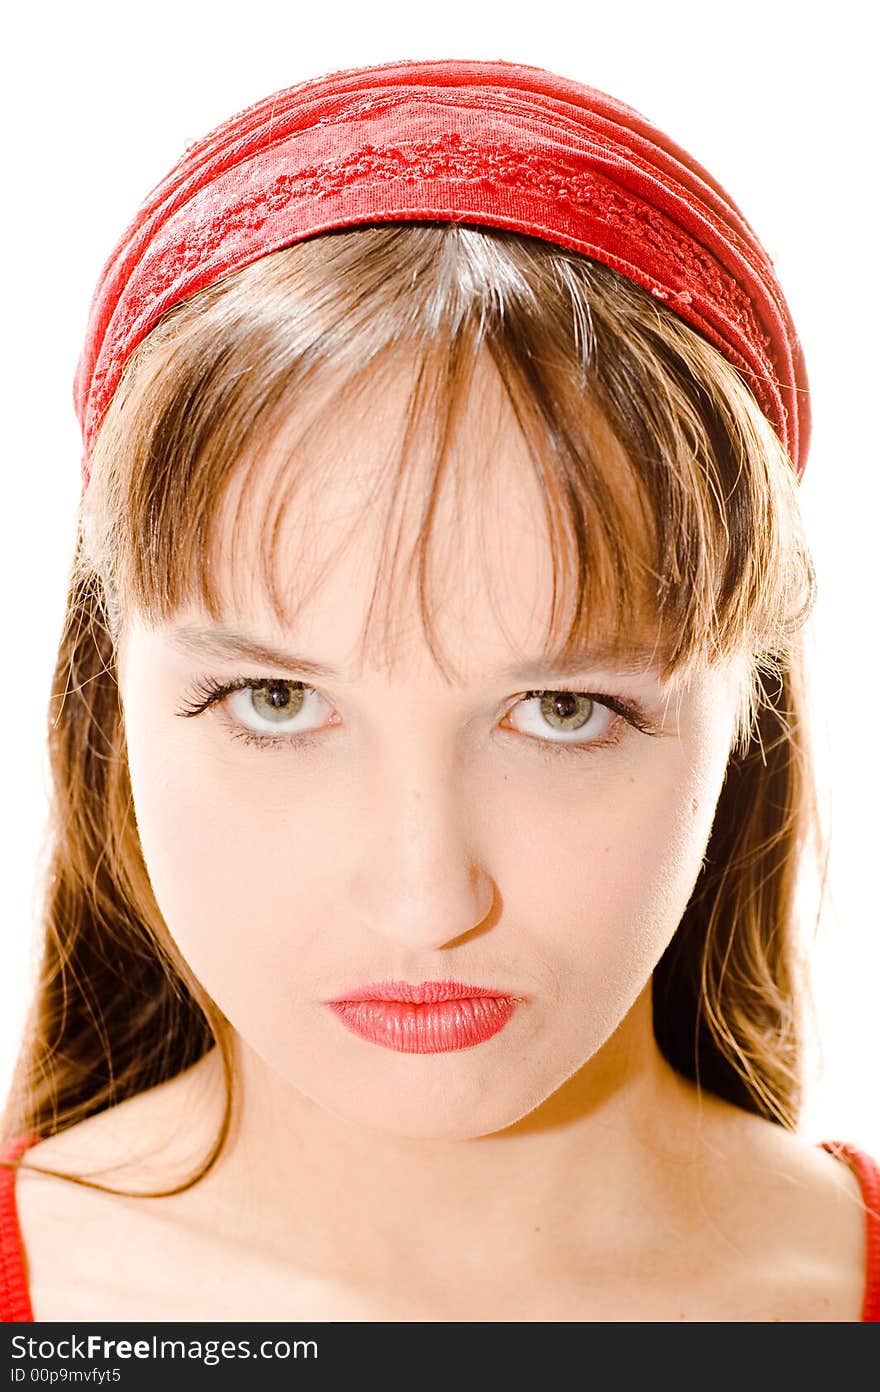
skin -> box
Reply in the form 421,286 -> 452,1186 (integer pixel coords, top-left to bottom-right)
15,352 -> 868,1320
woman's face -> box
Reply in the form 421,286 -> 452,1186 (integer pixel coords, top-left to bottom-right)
117,354 -> 746,1140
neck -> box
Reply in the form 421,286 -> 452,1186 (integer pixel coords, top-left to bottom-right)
160,985 -> 731,1285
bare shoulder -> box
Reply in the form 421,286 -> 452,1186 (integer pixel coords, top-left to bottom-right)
685,1101 -> 869,1321
11,1072 -> 871,1321
14,1062 -> 224,1321
17,1056 -> 214,1190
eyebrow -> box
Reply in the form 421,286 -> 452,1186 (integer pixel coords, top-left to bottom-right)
166,624 -> 670,681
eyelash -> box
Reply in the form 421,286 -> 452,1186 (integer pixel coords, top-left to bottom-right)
174,674 -> 662,759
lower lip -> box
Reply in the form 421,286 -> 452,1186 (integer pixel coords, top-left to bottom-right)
326,995 -> 519,1053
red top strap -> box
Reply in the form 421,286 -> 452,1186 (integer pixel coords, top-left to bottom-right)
0,1133 -> 40,1323
819,1140 -> 880,1322
2,1133 -> 878,1320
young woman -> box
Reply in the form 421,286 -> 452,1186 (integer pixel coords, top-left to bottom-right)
1,57 -> 877,1323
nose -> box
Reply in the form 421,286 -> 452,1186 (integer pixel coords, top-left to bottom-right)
349,745 -> 496,951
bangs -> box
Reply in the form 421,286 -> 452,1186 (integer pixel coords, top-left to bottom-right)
80,223 -> 815,734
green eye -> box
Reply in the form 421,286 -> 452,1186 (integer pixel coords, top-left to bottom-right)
175,676 -> 660,757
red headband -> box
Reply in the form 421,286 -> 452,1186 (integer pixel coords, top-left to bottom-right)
73,57 -> 810,489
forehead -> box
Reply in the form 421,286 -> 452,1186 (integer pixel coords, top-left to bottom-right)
185,347 -> 659,684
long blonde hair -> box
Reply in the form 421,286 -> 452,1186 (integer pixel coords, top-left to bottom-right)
1,223 -> 824,1196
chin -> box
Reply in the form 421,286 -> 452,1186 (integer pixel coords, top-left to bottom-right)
311,1070 -> 539,1143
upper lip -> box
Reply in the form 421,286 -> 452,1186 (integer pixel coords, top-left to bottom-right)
326,979 -> 519,1005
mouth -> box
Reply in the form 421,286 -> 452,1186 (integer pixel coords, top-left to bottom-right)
323,979 -> 522,1053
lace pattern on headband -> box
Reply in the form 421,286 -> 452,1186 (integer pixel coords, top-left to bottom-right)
88,130 -> 780,451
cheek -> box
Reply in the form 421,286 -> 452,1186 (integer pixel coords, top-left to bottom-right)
498,741 -> 726,1005
124,718 -> 333,1006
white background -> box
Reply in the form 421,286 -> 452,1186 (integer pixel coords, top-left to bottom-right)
1,1 -> 876,1154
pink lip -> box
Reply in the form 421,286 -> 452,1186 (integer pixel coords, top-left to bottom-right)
324,979 -> 522,1053
329,979 -> 514,1005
